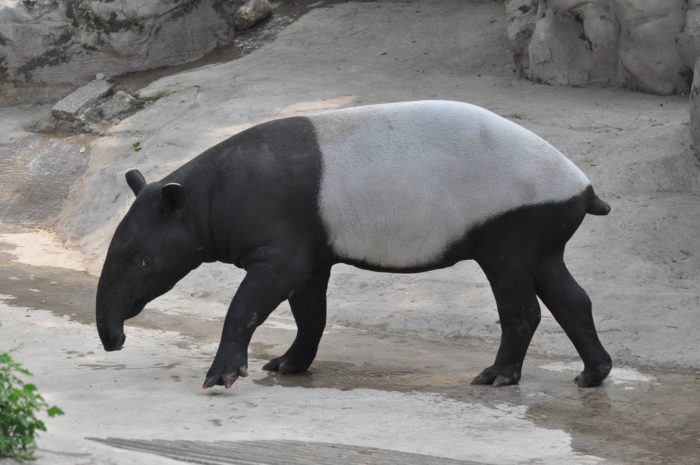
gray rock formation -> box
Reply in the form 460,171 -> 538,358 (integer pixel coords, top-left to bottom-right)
94,89 -> 137,121
233,0 -> 271,30
51,78 -> 114,121
45,77 -> 138,132
0,0 -> 271,105
505,0 -> 700,95
690,59 -> 700,153
214,0 -> 271,31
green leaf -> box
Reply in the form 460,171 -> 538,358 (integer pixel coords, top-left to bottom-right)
132,141 -> 142,152
47,406 -> 64,417
22,383 -> 37,393
0,352 -> 62,460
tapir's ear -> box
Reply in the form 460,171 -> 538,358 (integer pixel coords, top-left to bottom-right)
160,183 -> 187,212
125,169 -> 147,196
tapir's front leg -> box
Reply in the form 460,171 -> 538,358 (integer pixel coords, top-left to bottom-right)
203,250 -> 312,389
263,267 -> 331,374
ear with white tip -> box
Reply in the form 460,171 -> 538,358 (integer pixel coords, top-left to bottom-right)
161,183 -> 187,212
125,169 -> 147,196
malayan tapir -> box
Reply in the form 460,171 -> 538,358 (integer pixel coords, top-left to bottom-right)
96,100 -> 612,389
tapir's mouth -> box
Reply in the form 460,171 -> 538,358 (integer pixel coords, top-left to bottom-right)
99,300 -> 144,352
103,333 -> 126,352
125,299 -> 147,320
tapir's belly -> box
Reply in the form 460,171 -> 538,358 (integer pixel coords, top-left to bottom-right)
311,101 -> 590,269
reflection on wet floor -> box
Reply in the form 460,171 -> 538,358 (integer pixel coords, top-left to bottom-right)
252,359 -> 474,392
1,234 -> 700,465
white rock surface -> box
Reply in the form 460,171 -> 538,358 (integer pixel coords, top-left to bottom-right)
506,0 -> 700,95
0,0 -> 240,104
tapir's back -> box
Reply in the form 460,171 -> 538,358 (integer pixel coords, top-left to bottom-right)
306,101 -> 590,269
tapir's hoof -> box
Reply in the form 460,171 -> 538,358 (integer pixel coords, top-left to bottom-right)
263,355 -> 311,374
202,366 -> 248,389
471,365 -> 521,387
574,363 -> 612,388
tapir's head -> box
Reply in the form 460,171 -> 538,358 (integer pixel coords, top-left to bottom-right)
96,169 -> 202,351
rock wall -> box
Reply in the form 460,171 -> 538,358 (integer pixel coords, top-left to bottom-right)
690,59 -> 700,153
0,0 -> 269,105
506,0 -> 700,96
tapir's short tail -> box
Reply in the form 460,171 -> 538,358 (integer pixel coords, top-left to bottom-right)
587,188 -> 611,216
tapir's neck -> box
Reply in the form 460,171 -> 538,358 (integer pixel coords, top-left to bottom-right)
188,207 -> 219,264
163,161 -> 220,264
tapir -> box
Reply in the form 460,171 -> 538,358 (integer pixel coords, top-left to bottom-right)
96,100 -> 612,389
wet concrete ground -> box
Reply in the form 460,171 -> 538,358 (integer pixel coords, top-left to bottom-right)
1,227 -> 699,465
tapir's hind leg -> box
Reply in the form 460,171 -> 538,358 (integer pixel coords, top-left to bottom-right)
263,267 -> 331,374
471,266 -> 541,387
534,249 -> 612,387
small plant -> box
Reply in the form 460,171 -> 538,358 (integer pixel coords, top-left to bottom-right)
0,351 -> 64,461
131,141 -> 142,152
141,87 -> 175,103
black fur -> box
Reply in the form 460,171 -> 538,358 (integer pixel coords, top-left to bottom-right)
125,169 -> 147,195
587,191 -> 611,215
468,185 -> 611,387
96,115 -> 611,389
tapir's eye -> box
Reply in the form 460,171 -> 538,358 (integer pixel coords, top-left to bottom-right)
140,256 -> 152,268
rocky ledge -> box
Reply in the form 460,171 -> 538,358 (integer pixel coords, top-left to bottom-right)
0,0 -> 271,105
506,0 -> 700,96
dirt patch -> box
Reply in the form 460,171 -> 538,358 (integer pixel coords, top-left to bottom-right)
0,227 -> 86,271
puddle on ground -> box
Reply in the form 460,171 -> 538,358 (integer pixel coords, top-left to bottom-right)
0,243 -> 222,349
0,247 -> 96,326
539,361 -> 654,386
252,359 -> 474,393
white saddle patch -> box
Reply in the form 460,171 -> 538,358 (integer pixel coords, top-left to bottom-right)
311,101 -> 589,269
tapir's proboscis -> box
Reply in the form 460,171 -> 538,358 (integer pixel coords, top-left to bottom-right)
96,101 -> 612,390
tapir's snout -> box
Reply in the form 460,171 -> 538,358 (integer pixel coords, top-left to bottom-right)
96,263 -> 140,352
101,332 -> 126,352
95,280 -> 128,351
